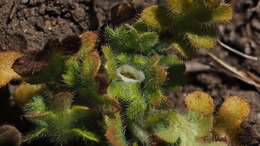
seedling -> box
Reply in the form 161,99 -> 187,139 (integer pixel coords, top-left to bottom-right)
0,1 -> 250,146
24,92 -> 99,144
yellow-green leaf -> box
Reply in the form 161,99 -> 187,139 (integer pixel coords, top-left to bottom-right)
216,96 -> 250,138
139,5 -> 161,30
103,47 -> 117,80
154,112 -> 198,145
186,32 -> 216,49
162,0 -> 193,15
72,128 -> 99,142
170,39 -> 193,58
211,5 -> 233,23
185,91 -> 214,115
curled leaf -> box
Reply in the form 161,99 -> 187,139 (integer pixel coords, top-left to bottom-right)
79,32 -> 98,53
105,113 -> 128,146
116,65 -> 145,83
0,51 -> 23,87
103,47 -> 117,80
82,51 -> 101,78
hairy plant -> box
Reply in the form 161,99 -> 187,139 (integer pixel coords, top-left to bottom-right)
137,0 -> 233,57
24,92 -> 99,144
0,1 -> 251,146
102,23 -> 247,146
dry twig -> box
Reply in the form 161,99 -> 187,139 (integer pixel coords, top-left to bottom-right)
217,40 -> 260,61
207,52 -> 260,89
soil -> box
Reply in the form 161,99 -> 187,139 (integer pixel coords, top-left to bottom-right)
0,0 -> 259,146
0,0 -> 97,52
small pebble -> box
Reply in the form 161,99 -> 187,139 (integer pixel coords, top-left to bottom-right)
21,0 -> 29,4
251,18 -> 260,31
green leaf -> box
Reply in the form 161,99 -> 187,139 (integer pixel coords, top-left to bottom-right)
71,105 -> 90,113
130,123 -> 151,145
152,111 -> 219,146
211,5 -> 233,23
132,55 -> 149,66
105,25 -> 139,53
63,55 -> 101,103
107,82 -> 142,102
105,25 -> 158,54
170,38 -> 193,58
153,112 -> 198,145
139,32 -> 159,53
72,128 -> 99,142
103,47 -> 117,80
186,32 -> 216,49
63,57 -> 79,87
203,142 -> 227,146
25,128 -> 47,142
25,96 -> 47,113
159,0 -> 193,15
186,112 -> 213,138
138,5 -> 162,30
126,99 -> 147,121
160,55 -> 183,66
105,113 -> 128,146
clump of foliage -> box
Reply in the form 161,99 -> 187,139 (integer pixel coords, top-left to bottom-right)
0,0 -> 251,146
137,0 -> 232,57
24,92 -> 99,145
